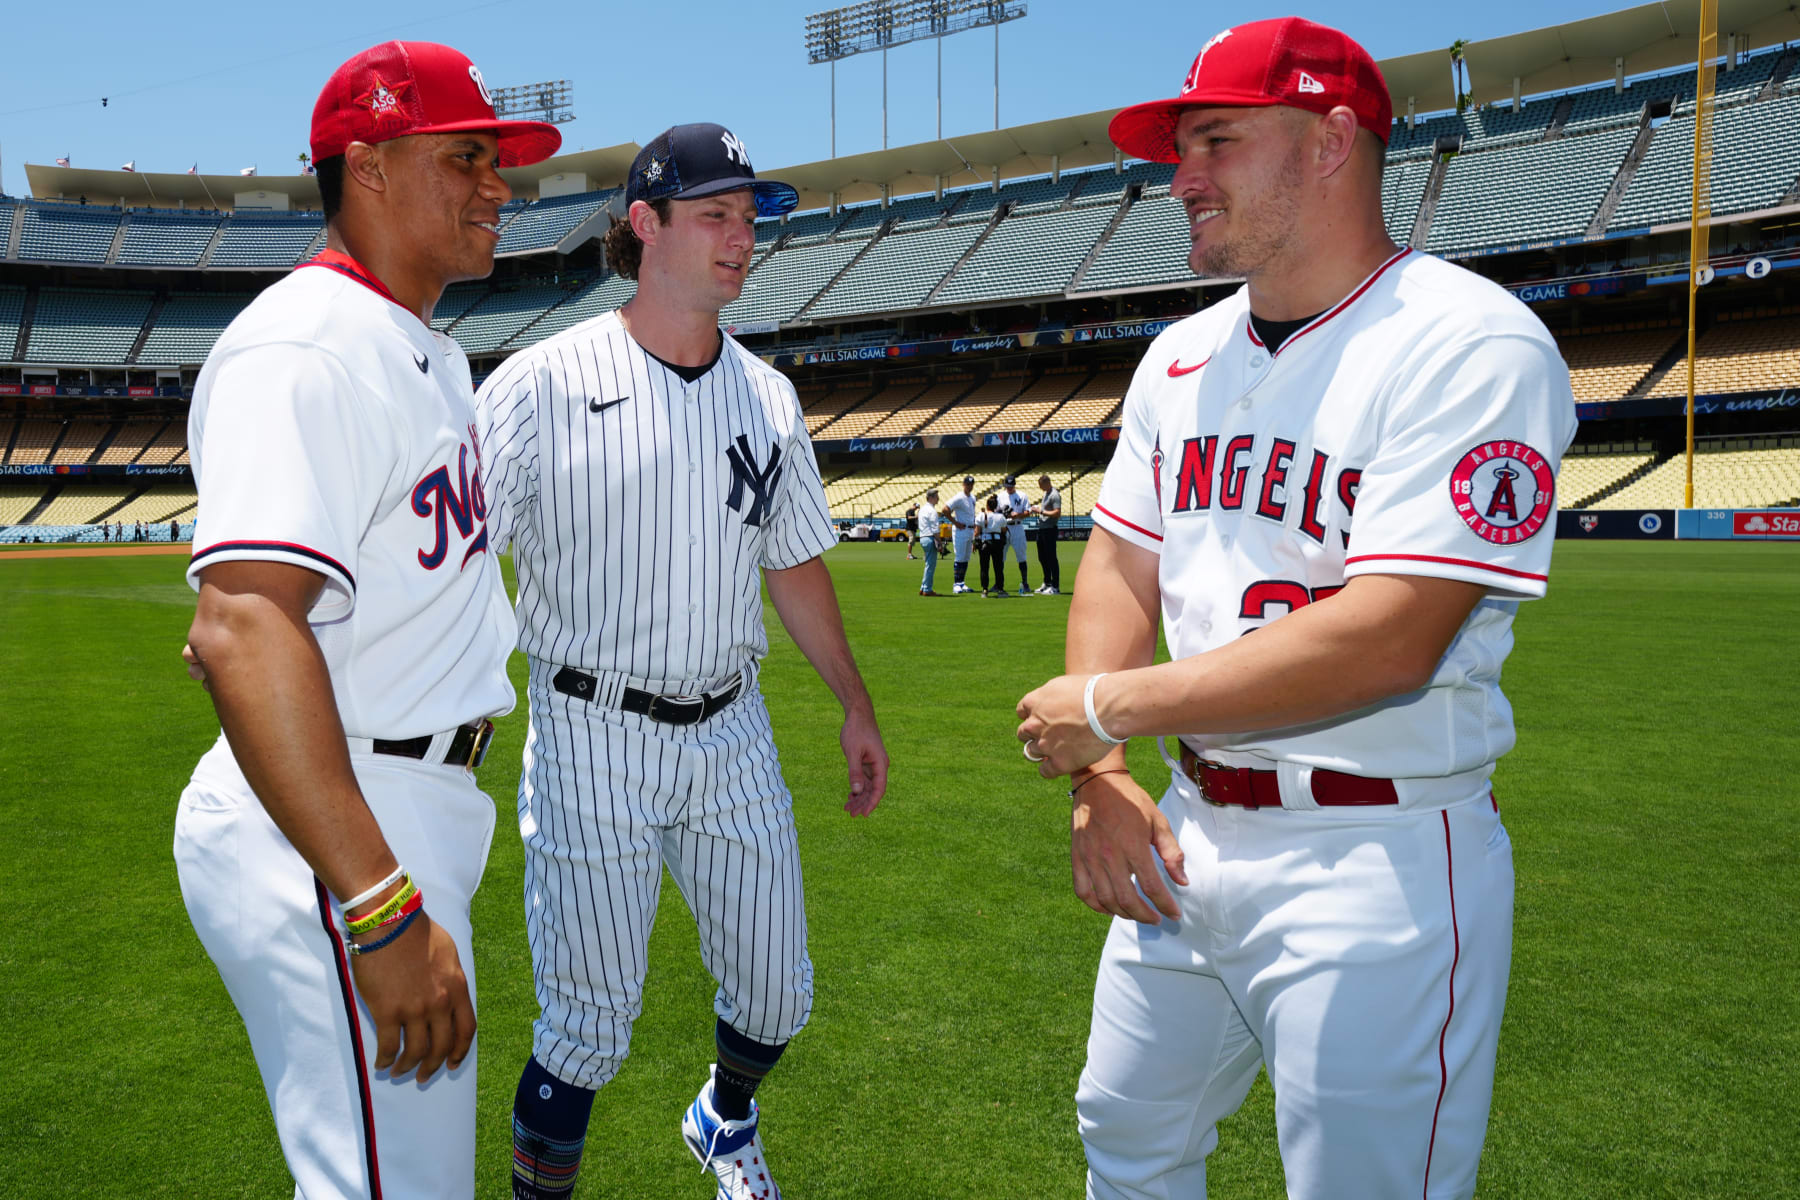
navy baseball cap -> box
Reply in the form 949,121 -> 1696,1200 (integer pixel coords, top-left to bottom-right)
963,474 -> 975,484
1004,475 -> 1017,486
626,123 -> 799,218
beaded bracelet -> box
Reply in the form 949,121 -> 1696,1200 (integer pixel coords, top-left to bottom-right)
339,865 -> 406,912
344,877 -> 419,936
347,907 -> 421,957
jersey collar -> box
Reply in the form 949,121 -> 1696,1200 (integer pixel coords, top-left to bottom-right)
1244,246 -> 1412,359
298,248 -> 406,309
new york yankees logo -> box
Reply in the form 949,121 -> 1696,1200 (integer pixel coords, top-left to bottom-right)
725,433 -> 783,528
720,129 -> 751,168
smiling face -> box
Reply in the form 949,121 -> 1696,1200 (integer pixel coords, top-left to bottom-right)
636,188 -> 759,314
376,131 -> 511,285
1170,106 -> 1311,281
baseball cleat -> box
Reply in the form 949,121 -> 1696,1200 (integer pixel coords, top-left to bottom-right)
1019,585 -> 1031,596
683,1067 -> 779,1200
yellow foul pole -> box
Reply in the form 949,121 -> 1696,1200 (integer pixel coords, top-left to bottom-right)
1686,0 -> 1718,508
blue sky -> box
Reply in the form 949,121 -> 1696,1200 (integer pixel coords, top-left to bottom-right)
0,0 -> 1638,196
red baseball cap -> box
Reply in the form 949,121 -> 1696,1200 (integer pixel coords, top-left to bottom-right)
310,41 -> 562,167
1109,17 -> 1393,163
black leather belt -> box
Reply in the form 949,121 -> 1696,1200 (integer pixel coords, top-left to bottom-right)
552,667 -> 743,727
372,719 -> 495,770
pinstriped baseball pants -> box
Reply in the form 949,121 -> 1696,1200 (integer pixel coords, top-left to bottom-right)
517,657 -> 813,1091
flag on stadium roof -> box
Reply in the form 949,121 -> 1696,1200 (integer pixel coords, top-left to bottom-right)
120,161 -> 136,172
186,163 -> 197,175
239,166 -> 256,177
54,156 -> 69,167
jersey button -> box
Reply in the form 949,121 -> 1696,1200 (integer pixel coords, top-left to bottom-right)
689,535 -> 698,546
1220,535 -> 1232,549
688,603 -> 698,614
1248,354 -> 1264,368
1238,396 -> 1253,409
1199,620 -> 1213,634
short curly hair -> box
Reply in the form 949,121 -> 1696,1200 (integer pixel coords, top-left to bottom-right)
602,199 -> 672,280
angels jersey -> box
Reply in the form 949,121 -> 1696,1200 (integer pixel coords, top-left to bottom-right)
186,251 -> 517,738
1094,248 -> 1577,803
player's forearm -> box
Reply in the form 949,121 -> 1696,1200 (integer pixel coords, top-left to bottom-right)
763,557 -> 874,716
1093,574 -> 1485,740
188,591 -> 397,902
1066,529 -> 1159,677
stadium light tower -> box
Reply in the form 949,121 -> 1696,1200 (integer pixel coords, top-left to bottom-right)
805,1 -> 1028,155
490,79 -> 576,126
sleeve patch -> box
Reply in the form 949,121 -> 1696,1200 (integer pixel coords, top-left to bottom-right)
1448,440 -> 1555,545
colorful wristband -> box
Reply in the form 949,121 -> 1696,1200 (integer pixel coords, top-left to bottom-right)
344,877 -> 419,936
347,907 -> 421,957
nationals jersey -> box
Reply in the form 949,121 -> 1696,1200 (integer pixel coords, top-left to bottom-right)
476,310 -> 836,685
186,251 -> 516,739
1094,248 -> 1577,803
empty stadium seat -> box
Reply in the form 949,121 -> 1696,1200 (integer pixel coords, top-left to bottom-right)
804,224 -> 988,321
496,189 -> 616,255
859,377 -> 976,437
1556,449 -> 1655,506
975,370 -> 1090,433
116,210 -> 223,267
98,417 -> 166,465
510,273 -> 638,348
135,422 -> 187,466
1592,443 -> 1800,508
720,238 -> 865,325
1557,327 -> 1683,401
16,202 -> 122,263
933,206 -> 1119,306
1044,370 -> 1131,428
0,483 -> 45,524
1647,315 -> 1800,397
1427,127 -> 1638,254
208,213 -> 324,268
1611,92 -> 1800,230
138,293 -> 255,366
0,285 -> 26,358
51,420 -> 109,465
1076,194 -> 1194,294
447,281 -> 582,355
7,420 -> 62,465
918,374 -> 1027,435
24,288 -> 154,364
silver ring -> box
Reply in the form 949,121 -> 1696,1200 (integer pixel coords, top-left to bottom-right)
1023,741 -> 1047,763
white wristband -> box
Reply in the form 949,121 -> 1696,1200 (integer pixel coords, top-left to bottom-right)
339,864 -> 405,911
1084,674 -> 1126,746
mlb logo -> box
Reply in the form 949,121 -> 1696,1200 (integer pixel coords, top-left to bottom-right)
1579,515 -> 1599,532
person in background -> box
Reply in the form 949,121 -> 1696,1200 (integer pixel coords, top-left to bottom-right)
917,489 -> 944,596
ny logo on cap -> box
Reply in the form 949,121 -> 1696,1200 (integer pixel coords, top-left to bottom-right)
1297,71 -> 1325,94
468,63 -> 494,107
720,129 -> 750,167
1183,28 -> 1234,94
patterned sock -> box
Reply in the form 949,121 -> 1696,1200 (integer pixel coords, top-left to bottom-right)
712,1020 -> 787,1122
512,1056 -> 596,1199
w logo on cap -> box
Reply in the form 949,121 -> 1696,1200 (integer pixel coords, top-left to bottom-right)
1297,71 -> 1325,94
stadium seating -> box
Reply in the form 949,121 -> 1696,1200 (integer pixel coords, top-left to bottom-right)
107,482 -> 199,523
0,203 -> 14,257
430,282 -> 490,331
1043,369 -> 1132,428
1610,92 -> 1800,230
851,466 -> 965,517
97,417 -> 166,465
447,281 -> 581,355
1382,157 -> 1431,243
135,422 -> 188,465
1557,326 -> 1683,401
510,273 -> 636,347
34,484 -> 133,525
0,483 -> 43,524
803,382 -> 888,436
51,420 -> 108,464
495,190 -> 615,255
1591,442 -> 1800,508
1068,162 -> 1176,208
116,210 -> 222,267
975,369 -> 1090,433
804,224 -> 988,321
16,202 -> 121,263
23,288 -> 154,363
814,379 -> 932,439
1427,127 -> 1638,253
918,373 -> 1027,435
137,293 -> 254,365
0,285 -> 26,357
1561,71 -> 1692,137
772,209 -> 848,247
1556,447 -> 1656,506
933,206 -> 1121,305
719,238 -> 866,325
834,193 -> 956,239
7,420 -> 61,465
208,213 -> 323,268
1647,314 -> 1800,397
860,377 -> 977,437
1076,193 -> 1194,294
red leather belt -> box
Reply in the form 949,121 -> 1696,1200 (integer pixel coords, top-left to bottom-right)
1179,745 -> 1397,809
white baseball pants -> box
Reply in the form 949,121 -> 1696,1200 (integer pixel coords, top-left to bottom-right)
518,658 -> 812,1090
175,736 -> 497,1200
1007,523 -> 1028,562
953,526 -> 974,564
1079,770 -> 1512,1200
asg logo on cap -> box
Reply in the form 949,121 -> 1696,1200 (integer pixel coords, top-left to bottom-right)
468,64 -> 495,107
1182,28 -> 1234,94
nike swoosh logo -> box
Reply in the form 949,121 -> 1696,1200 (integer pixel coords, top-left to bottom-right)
413,353 -> 429,375
1167,357 -> 1210,378
588,396 -> 628,414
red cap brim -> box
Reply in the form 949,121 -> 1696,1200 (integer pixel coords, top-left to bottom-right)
408,117 -> 563,167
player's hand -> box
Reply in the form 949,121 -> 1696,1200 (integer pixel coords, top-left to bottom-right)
348,912 -> 477,1084
840,703 -> 889,816
1070,770 -> 1187,925
182,642 -> 209,690
1015,674 -> 1111,779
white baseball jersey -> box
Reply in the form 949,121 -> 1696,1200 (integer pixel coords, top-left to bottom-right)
945,491 -> 977,529
1094,247 -> 1576,800
186,250 -> 517,738
1003,489 -> 1031,521
478,309 -> 836,685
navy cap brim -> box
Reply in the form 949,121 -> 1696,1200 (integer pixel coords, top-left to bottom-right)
671,175 -> 799,218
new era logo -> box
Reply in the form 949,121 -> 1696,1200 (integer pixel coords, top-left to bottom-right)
1297,71 -> 1325,94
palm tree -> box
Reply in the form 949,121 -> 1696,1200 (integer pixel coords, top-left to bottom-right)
1449,39 -> 1472,113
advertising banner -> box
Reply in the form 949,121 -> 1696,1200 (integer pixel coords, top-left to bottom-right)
1675,508 -> 1800,540
1555,509 -> 1673,539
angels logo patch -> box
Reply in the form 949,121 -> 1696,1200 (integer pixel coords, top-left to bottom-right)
1449,440 -> 1554,544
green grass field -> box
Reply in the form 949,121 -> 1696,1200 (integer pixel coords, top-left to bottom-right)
1,540 -> 1796,1198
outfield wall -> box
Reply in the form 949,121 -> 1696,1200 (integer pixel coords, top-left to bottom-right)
1676,508 -> 1800,540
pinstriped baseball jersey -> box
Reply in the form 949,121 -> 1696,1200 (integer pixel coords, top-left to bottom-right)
476,310 -> 837,683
